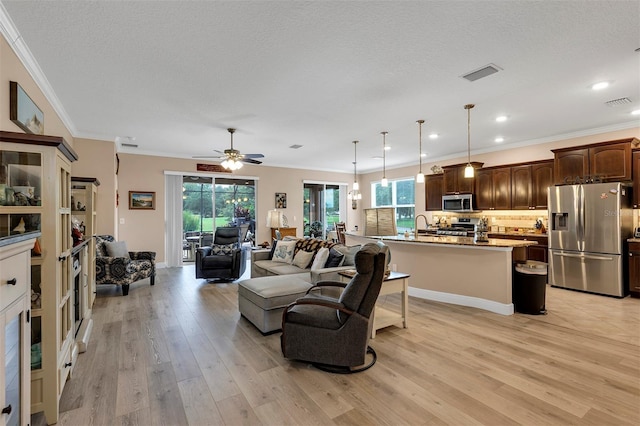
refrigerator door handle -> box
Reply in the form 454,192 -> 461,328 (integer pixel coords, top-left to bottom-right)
555,252 -> 614,261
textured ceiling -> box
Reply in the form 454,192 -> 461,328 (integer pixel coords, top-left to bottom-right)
1,1 -> 639,173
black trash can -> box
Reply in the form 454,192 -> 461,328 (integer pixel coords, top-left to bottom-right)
512,261 -> 547,314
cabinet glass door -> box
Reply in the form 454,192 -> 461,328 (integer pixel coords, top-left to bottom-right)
4,314 -> 21,426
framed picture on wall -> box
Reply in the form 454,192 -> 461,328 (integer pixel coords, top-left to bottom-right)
275,192 -> 287,208
129,191 -> 156,210
9,81 -> 44,134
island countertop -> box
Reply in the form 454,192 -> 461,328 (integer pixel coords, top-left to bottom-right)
348,233 -> 538,248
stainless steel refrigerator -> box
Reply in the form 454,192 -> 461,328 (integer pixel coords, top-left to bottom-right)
548,182 -> 632,297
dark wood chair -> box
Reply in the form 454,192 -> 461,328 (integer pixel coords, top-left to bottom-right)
334,222 -> 346,244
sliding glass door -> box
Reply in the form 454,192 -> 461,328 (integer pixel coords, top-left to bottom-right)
303,183 -> 346,238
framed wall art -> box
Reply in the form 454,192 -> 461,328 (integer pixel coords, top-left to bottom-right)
129,191 -> 156,210
9,81 -> 44,134
275,192 -> 287,208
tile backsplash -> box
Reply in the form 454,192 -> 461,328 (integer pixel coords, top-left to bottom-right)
431,211 -> 548,233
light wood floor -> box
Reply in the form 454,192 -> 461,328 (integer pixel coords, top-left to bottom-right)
51,265 -> 639,425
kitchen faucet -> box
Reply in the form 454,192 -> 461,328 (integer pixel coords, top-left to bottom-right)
414,214 -> 428,236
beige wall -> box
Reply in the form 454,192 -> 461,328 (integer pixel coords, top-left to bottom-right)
0,36 -> 73,144
71,138 -> 117,236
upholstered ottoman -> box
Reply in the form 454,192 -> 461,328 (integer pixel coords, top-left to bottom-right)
238,274 -> 313,334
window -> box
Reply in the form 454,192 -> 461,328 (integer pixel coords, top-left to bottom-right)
371,178 -> 415,233
303,183 -> 346,238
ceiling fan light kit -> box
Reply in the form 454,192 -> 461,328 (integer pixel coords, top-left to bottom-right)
193,128 -> 264,170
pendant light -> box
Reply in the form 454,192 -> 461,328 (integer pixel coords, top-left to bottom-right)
464,104 -> 475,178
348,140 -> 362,207
416,119 -> 425,183
381,131 -> 388,187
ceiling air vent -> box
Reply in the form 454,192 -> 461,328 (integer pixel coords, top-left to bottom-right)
461,63 -> 502,82
605,97 -> 632,107
289,144 -> 303,149
121,143 -> 138,148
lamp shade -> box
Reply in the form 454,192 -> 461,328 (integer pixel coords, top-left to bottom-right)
266,209 -> 283,228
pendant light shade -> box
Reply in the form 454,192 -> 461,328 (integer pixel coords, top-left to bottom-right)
416,119 -> 425,183
381,131 -> 388,187
348,140 -> 362,206
464,104 -> 475,178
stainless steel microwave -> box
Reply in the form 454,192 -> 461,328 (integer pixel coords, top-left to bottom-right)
442,194 -> 474,212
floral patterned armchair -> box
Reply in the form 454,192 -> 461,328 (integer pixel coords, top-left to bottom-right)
95,235 -> 156,295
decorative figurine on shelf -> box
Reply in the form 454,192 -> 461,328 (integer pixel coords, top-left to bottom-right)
534,218 -> 546,234
12,217 -> 26,234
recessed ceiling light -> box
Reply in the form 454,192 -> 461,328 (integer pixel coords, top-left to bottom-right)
495,115 -> 508,122
591,81 -> 609,90
429,133 -> 438,139
632,109 -> 640,115
495,137 -> 504,143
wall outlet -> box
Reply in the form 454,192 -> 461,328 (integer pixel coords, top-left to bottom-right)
119,218 -> 125,224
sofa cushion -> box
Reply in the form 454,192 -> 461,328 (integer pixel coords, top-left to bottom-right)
294,238 -> 335,256
334,244 -> 360,266
272,240 -> 296,263
292,250 -> 314,269
325,248 -> 345,268
310,247 -> 330,270
201,254 -> 233,269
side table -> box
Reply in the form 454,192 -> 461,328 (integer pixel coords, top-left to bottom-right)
339,270 -> 410,338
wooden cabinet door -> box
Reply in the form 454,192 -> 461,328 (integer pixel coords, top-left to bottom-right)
492,167 -> 512,210
633,151 -> 640,208
511,165 -> 532,210
474,169 -> 493,210
590,142 -> 632,182
457,166 -> 475,194
425,174 -> 443,211
531,161 -> 554,209
629,242 -> 640,297
443,168 -> 457,194
528,245 -> 548,263
554,148 -> 589,184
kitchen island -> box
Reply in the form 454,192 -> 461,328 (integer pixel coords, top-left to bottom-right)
345,233 -> 537,315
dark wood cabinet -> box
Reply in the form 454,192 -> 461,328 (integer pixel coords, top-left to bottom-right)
475,167 -> 511,210
629,242 -> 640,298
443,162 -> 483,194
425,174 -> 444,211
511,160 -> 553,210
633,151 -> 640,208
553,139 -> 636,184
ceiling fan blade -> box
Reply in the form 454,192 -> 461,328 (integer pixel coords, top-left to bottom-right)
242,153 -> 264,159
192,155 -> 223,159
242,158 -> 262,165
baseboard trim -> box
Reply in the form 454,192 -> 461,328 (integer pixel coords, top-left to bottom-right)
408,287 -> 514,316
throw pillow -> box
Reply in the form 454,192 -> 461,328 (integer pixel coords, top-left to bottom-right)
292,250 -> 314,269
334,244 -> 360,266
324,248 -> 345,268
211,243 -> 236,255
272,240 -> 296,263
105,241 -> 130,258
310,247 -> 330,270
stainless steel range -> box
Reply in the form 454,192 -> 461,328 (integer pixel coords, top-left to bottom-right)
436,217 -> 479,236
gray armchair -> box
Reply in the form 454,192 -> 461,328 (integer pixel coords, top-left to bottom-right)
195,227 -> 247,281
280,242 -> 387,373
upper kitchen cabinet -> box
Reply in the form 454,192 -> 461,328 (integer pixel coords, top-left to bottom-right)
552,138 -> 637,184
511,160 -> 554,210
475,167 -> 511,210
443,162 -> 483,194
425,174 -> 443,211
633,150 -> 640,208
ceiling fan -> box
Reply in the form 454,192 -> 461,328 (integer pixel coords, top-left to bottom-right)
193,128 -> 264,170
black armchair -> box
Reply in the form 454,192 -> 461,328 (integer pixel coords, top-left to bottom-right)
195,227 -> 247,281
281,242 -> 387,373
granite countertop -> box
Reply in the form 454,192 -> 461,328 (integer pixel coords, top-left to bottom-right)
356,234 -> 538,248
488,231 -> 548,238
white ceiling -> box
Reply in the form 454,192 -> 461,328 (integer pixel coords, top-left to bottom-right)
1,1 -> 639,173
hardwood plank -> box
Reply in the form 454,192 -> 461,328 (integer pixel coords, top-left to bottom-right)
147,361 -> 189,425
115,325 -> 150,417
216,394 -> 263,426
163,325 -> 203,382
177,376 -> 224,425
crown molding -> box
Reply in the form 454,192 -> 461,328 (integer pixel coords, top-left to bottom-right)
0,3 -> 78,136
